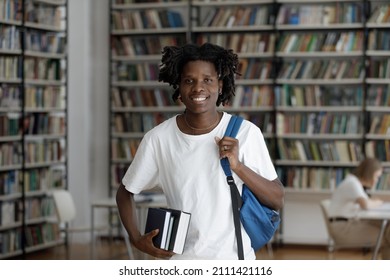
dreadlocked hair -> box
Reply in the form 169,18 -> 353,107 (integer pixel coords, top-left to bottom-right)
158,42 -> 240,106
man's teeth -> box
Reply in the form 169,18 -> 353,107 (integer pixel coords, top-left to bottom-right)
193,97 -> 206,101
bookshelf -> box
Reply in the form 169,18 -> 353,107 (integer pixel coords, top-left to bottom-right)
191,0 -> 277,151
108,0 -> 390,244
365,0 -> 390,192
109,0 -> 188,230
274,0 -> 390,244
0,0 -> 68,259
274,0 -> 367,195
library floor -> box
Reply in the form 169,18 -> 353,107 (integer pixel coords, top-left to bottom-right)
23,240 -> 375,260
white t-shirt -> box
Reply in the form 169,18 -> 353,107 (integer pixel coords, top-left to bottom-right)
122,112 -> 278,260
328,174 -> 368,218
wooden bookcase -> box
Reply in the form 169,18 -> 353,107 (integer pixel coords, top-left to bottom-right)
0,0 -> 68,259
109,0 -> 390,244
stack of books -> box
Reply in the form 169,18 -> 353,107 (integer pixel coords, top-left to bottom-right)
144,207 -> 191,254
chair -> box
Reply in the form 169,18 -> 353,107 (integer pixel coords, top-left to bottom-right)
319,199 -> 375,258
52,189 -> 108,259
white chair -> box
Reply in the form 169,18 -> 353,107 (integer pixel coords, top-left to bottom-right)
319,199 -> 375,258
52,189 -> 107,259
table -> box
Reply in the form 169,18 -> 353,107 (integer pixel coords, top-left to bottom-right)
357,203 -> 390,260
90,193 -> 167,259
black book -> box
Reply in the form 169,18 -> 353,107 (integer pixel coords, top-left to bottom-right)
144,207 -> 191,254
144,208 -> 172,250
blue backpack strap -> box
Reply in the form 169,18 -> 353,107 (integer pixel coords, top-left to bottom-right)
228,116 -> 244,139
220,116 -> 244,176
220,115 -> 245,260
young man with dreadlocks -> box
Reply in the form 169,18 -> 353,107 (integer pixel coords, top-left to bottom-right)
116,43 -> 284,260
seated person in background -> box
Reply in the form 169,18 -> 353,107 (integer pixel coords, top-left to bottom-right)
329,157 -> 390,259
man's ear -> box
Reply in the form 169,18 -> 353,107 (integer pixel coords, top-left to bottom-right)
218,80 -> 223,92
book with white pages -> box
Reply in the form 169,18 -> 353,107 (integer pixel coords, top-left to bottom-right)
145,207 -> 191,254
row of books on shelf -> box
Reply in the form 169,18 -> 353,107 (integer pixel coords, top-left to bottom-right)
195,33 -> 275,54
369,115 -> 390,135
111,138 -> 140,161
0,87 -> 21,109
0,170 -> 20,196
367,86 -> 390,106
200,6 -> 271,28
0,142 -> 22,166
25,86 -> 65,109
237,59 -> 272,80
24,196 -> 54,220
1,140 -> 65,167
1,168 -> 65,197
24,32 -> 66,54
369,59 -> 390,79
365,140 -> 390,162
112,88 -> 181,108
110,30 -> 390,58
368,4 -> 390,24
278,59 -> 364,80
111,59 -> 390,82
0,199 -> 19,226
277,139 -> 365,162
111,35 -> 185,57
277,166 -> 348,191
145,207 -> 190,254
24,58 -> 63,81
0,115 -> 19,136
113,112 -> 175,133
24,168 -> 65,193
277,31 -> 363,53
24,1 -> 65,29
277,30 -> 390,53
114,62 -> 159,82
275,85 -> 363,107
0,229 -> 22,256
0,0 -> 21,22
23,113 -> 65,136
376,173 -> 390,191
114,0 -> 181,4
276,112 -> 362,135
0,28 -> 66,55
24,223 -> 60,248
367,30 -> 390,51
278,166 -> 390,191
111,9 -> 184,31
0,223 -> 60,257
231,85 -> 273,108
0,25 -> 20,51
0,57 -> 21,79
276,3 -> 363,25
0,61 -> 63,81
24,139 -> 64,164
237,112 -> 274,135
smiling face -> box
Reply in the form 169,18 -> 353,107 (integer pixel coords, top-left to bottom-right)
179,60 -> 222,114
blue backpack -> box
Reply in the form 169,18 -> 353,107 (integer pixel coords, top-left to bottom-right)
220,115 -> 281,259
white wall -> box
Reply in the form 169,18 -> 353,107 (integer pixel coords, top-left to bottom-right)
68,0 -> 109,242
